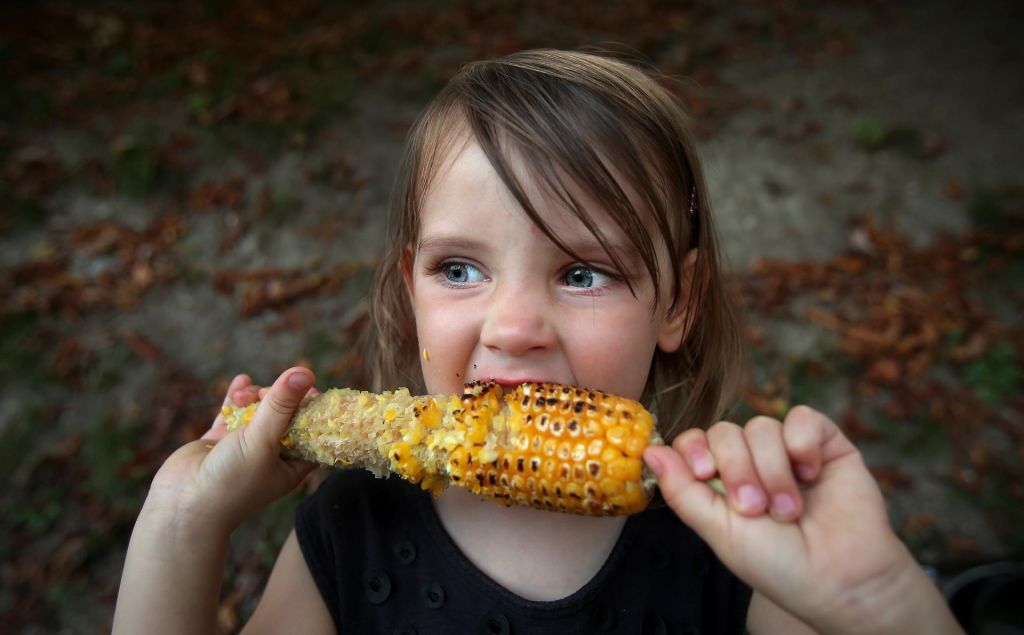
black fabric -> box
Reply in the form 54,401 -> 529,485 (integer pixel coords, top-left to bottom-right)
296,469 -> 752,635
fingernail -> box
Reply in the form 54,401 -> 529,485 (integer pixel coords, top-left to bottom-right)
691,451 -> 714,478
797,463 -> 816,481
287,372 -> 312,390
771,493 -> 797,519
737,484 -> 766,513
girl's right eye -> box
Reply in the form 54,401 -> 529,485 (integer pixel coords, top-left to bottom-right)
439,261 -> 485,285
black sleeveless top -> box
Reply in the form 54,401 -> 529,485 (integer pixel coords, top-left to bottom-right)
295,470 -> 751,634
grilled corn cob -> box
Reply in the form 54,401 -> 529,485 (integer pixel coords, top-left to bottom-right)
223,381 -> 662,516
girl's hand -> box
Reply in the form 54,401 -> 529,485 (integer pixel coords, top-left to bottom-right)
146,368 -> 318,537
644,406 -> 955,634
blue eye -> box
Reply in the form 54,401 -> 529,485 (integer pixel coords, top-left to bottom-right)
441,262 -> 484,284
563,266 -> 612,288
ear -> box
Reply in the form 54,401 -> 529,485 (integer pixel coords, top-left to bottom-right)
401,246 -> 416,302
657,248 -> 699,354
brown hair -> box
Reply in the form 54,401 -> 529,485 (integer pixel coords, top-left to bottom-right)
368,49 -> 745,439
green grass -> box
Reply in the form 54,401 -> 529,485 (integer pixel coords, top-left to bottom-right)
80,410 -> 146,512
0,312 -> 51,384
964,342 -> 1021,407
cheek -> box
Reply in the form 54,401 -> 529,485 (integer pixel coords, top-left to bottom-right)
413,294 -> 478,393
564,312 -> 661,399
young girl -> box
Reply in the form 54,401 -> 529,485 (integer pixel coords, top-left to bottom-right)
113,50 -> 961,634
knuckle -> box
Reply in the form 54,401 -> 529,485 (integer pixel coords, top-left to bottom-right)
744,415 -> 781,435
265,394 -> 298,419
673,428 -> 707,451
788,404 -> 822,423
706,420 -> 740,441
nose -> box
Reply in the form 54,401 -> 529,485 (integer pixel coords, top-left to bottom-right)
479,281 -> 557,357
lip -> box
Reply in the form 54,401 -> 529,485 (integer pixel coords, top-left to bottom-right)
476,377 -> 554,390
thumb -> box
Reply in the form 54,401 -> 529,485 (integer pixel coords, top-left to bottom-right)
248,367 -> 314,448
645,445 -> 728,538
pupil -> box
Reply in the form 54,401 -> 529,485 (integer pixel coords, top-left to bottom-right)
447,264 -> 467,282
568,267 -> 592,287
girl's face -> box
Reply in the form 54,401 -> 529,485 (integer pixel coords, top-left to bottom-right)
404,137 -> 690,400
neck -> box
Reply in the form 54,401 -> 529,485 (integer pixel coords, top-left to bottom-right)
433,486 -> 628,601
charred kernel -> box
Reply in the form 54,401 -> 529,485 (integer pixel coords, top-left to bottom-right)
532,436 -> 543,451
529,457 -> 541,473
559,462 -> 572,481
587,460 -> 602,478
567,419 -> 580,437
516,457 -> 526,473
550,418 -> 563,436
574,401 -> 585,413
573,464 -> 586,482
450,446 -> 468,467
566,482 -> 583,499
536,414 -> 549,431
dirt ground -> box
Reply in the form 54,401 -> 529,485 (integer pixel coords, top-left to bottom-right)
1,1 -> 1022,633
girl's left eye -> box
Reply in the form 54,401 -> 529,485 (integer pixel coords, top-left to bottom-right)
563,265 -> 614,289
439,261 -> 485,284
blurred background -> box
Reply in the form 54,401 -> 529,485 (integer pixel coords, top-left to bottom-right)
1,0 -> 1022,632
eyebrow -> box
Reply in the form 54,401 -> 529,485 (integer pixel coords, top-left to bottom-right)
416,235 -> 491,254
417,231 -> 642,267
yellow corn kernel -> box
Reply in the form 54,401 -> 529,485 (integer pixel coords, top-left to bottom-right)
221,381 -> 660,516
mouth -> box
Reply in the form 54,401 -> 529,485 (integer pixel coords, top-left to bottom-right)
478,377 -> 551,392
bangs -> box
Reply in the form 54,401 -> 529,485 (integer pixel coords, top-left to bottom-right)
412,51 -> 700,311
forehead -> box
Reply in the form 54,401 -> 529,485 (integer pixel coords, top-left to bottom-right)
419,132 -> 643,253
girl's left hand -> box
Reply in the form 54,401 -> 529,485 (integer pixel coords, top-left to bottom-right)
643,406 -> 950,634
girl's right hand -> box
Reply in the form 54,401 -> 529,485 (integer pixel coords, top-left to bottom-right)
145,367 -> 318,537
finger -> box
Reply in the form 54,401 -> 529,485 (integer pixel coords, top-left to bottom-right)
744,416 -> 803,521
231,385 -> 261,407
644,444 -> 729,539
205,374 -> 252,441
247,367 -> 314,449
221,374 -> 253,408
707,421 -> 767,515
673,428 -> 717,480
782,405 -> 859,482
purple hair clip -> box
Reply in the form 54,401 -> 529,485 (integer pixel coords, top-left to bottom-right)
688,185 -> 697,216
